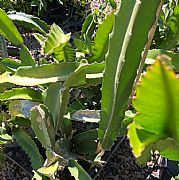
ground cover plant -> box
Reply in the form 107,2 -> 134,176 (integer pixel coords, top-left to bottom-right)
0,0 -> 179,179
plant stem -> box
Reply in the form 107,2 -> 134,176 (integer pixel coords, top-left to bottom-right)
0,35 -> 8,58
130,0 -> 163,103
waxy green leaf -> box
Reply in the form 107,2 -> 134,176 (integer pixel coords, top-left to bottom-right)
20,45 -> 35,66
128,59 -> 179,162
0,62 -> 104,86
13,128 -> 43,170
31,104 -> 55,149
0,87 -> 43,102
44,24 -> 71,55
8,12 -> 49,35
0,58 -> 21,72
89,13 -> 114,63
99,0 -> 162,150
54,43 -> 76,62
38,161 -> 59,179
0,8 -> 23,45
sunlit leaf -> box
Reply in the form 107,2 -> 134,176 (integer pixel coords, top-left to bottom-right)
0,88 -> 43,102
89,13 -> 114,63
20,45 -> 35,66
99,0 -> 161,150
0,8 -> 23,45
44,23 -> 70,55
128,59 -> 179,162
38,161 -> 59,179
8,12 -> 49,35
31,104 -> 55,149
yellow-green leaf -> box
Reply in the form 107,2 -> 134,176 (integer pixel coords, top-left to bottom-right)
0,8 -> 23,45
44,23 -> 70,55
128,59 -> 179,162
38,161 -> 59,178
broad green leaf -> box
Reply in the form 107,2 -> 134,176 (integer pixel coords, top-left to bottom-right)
44,23 -> 71,55
8,12 -> 49,35
63,61 -> 87,88
0,88 -> 43,102
99,0 -> 137,150
82,34 -> 93,55
135,144 -> 153,165
81,14 -> 96,40
13,128 -> 43,170
0,63 -> 79,86
128,123 -> 145,158
86,62 -> 105,74
128,123 -> 163,158
15,62 -> 79,78
0,58 -> 21,72
0,59 -> 103,87
85,62 -> 104,86
74,38 -> 86,52
20,45 -> 35,66
89,13 -> 114,63
0,63 -> 6,75
0,72 -> 61,86
68,159 -> 92,180
38,161 -> 59,179
44,84 -> 72,136
0,62 -> 104,86
0,8 -> 23,45
31,104 -> 55,149
128,59 -> 179,162
54,43 -> 76,62
44,82 -> 64,128
99,0 -> 162,150
134,60 -> 179,137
